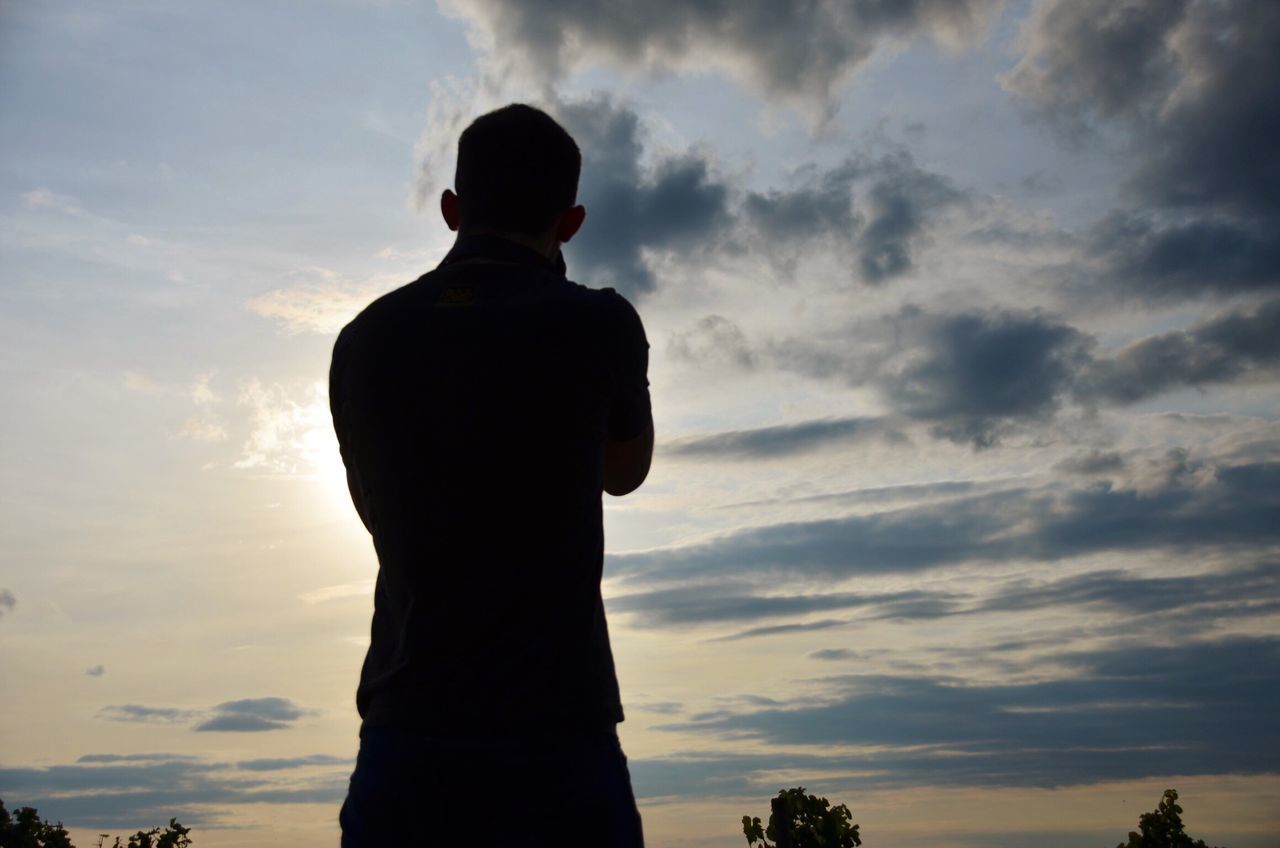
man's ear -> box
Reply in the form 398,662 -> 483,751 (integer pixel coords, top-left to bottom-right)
440,189 -> 460,232
555,205 -> 586,243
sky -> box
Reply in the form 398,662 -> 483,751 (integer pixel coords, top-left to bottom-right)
1,0 -> 1278,845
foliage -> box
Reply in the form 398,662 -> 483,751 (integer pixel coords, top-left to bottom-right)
742,786 -> 862,848
0,800 -> 191,848
0,799 -> 74,848
1116,789 -> 1223,848
97,820 -> 191,848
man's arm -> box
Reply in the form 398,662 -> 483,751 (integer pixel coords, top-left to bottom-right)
330,325 -> 372,533
346,465 -> 373,532
604,418 -> 654,497
601,290 -> 653,497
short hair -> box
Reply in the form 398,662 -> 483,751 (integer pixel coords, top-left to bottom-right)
454,103 -> 581,236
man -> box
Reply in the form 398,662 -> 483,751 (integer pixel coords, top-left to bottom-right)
330,103 -> 652,847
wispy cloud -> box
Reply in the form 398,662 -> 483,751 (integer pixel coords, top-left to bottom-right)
234,380 -> 337,477
245,268 -> 398,335
298,580 -> 374,604
21,187 -> 83,215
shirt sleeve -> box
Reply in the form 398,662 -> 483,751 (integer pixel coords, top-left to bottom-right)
328,324 -> 353,470
602,290 -> 652,442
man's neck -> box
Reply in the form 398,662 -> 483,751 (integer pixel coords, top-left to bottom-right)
454,229 -> 557,262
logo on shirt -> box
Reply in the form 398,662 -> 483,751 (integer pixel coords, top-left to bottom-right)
439,286 -> 476,307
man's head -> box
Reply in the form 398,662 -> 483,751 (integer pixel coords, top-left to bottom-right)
441,103 -> 586,255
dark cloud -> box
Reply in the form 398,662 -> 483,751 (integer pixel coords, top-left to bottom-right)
743,162 -> 860,245
978,561 -> 1280,618
193,697 -> 308,732
0,753 -> 348,828
639,635 -> 1280,791
856,152 -> 966,282
1085,212 -> 1280,299
679,300 -> 1280,447
0,588 -> 14,617
762,306 -> 1091,447
609,457 -> 1280,584
609,582 -> 955,629
743,151 -> 965,283
448,0 -> 1003,120
661,416 -> 889,461
877,309 -> 1090,447
611,551 -> 1276,641
1078,299 -> 1280,404
96,697 -> 309,732
1004,0 -> 1189,137
557,96 -> 731,297
1054,450 -> 1125,476
1007,0 -> 1280,298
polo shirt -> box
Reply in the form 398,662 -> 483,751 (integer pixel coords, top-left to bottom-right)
329,234 -> 651,736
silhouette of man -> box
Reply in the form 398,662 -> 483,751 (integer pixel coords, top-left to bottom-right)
331,104 -> 652,847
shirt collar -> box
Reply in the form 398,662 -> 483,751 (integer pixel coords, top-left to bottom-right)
439,234 -> 566,275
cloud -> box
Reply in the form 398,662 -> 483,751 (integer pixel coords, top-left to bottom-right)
235,754 -> 350,771
1077,299 -> 1280,404
743,150 -> 966,283
1054,450 -> 1125,476
678,300 -> 1280,447
175,417 -> 227,442
298,579 -> 375,604
556,95 -> 732,297
98,704 -> 201,724
667,315 -> 758,369
0,588 -> 14,618
610,554 -> 1277,640
443,0 -> 1004,122
626,637 -> 1280,801
1006,0 -> 1280,299
0,752 -> 349,828
246,273 -> 390,335
655,636 -> 1280,789
97,697 -> 311,733
193,697 -> 310,733
754,305 -> 1092,447
21,187 -> 83,215
608,456 -> 1280,584
874,309 -> 1090,447
662,417 -> 891,461
711,618 -> 850,642
234,379 -> 337,477
1084,212 -> 1280,300
85,665 -> 105,677
415,94 -> 964,296
76,754 -> 200,764
609,581 -> 956,629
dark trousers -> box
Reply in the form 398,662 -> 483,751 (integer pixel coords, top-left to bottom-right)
340,725 -> 645,847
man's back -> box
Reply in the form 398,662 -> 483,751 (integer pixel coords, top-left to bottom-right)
329,235 -> 651,736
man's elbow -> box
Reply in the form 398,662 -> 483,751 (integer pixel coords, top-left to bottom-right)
604,422 -> 654,497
